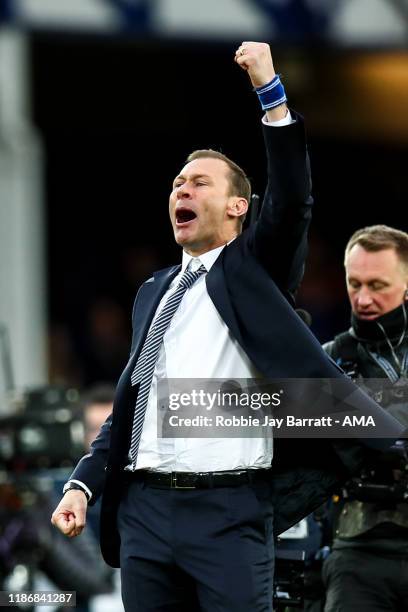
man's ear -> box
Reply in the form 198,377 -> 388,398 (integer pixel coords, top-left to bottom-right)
227,197 -> 248,220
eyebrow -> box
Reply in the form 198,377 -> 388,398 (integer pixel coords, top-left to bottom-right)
347,276 -> 389,284
173,173 -> 212,184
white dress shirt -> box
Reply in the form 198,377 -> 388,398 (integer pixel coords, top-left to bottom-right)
131,246 -> 273,472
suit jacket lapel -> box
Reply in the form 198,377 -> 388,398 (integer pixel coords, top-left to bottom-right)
127,265 -> 181,372
205,252 -> 244,348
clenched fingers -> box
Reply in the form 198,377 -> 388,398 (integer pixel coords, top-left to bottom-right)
51,490 -> 87,538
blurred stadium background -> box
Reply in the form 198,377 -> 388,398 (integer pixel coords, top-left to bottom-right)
0,1 -> 407,608
1,0 -> 408,392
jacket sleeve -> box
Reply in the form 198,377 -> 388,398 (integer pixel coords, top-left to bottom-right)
252,111 -> 313,295
68,414 -> 112,504
67,289 -> 142,502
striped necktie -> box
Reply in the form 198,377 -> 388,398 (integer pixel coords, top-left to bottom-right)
129,263 -> 206,467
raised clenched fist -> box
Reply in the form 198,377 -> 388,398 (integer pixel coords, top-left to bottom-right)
234,41 -> 276,89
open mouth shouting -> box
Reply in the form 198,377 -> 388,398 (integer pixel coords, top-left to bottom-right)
175,206 -> 197,226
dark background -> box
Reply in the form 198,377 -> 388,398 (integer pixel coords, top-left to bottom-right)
29,33 -> 408,386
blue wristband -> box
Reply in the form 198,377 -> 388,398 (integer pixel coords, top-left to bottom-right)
255,75 -> 287,111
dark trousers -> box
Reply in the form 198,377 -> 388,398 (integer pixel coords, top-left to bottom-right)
322,548 -> 408,611
117,479 -> 274,612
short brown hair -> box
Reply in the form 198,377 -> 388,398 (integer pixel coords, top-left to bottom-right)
186,149 -> 251,222
345,225 -> 408,271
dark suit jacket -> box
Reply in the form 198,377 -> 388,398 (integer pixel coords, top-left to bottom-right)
71,113 -> 404,567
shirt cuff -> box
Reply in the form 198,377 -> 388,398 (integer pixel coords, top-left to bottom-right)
63,479 -> 93,502
262,110 -> 294,127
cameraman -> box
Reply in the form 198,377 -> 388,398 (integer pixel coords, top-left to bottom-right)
323,225 -> 408,611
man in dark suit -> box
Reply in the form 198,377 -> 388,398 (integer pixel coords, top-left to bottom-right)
52,43 -> 404,611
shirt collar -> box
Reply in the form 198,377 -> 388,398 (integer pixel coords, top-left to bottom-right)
181,243 -> 226,273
